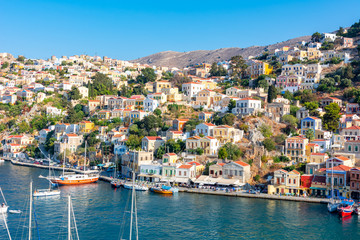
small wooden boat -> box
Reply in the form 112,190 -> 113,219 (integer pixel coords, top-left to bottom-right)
124,183 -> 148,191
338,205 -> 353,217
150,187 -> 173,194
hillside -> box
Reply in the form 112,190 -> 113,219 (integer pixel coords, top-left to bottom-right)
131,35 -> 311,68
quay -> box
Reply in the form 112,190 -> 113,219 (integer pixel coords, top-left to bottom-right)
5,159 -> 330,204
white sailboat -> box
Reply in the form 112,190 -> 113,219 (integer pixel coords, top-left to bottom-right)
0,187 -> 9,214
35,151 -> 61,197
48,142 -> 99,185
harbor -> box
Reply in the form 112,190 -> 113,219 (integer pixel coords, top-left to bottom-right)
7,158 -> 331,204
0,160 -> 359,240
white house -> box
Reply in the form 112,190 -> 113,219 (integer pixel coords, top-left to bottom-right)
38,129 -> 51,144
175,164 -> 196,183
222,161 -> 251,184
143,97 -> 159,112
195,122 -> 216,136
78,86 -> 89,98
232,97 -> 262,115
46,106 -> 64,117
182,82 -> 204,98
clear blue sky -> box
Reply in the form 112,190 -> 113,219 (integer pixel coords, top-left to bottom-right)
0,0 -> 359,60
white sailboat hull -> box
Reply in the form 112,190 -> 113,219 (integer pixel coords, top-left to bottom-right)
124,184 -> 148,191
33,189 -> 61,197
0,205 -> 8,213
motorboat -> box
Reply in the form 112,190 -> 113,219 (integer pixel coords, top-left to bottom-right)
111,179 -> 123,188
123,182 -> 148,191
33,188 -> 61,197
8,210 -> 21,214
337,199 -> 355,217
327,201 -> 340,213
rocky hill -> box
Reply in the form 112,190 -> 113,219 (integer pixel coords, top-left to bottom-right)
131,35 -> 311,68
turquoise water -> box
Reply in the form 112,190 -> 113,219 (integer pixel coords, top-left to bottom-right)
0,161 -> 360,240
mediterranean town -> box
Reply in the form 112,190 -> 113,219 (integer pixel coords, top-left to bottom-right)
1,17 -> 360,239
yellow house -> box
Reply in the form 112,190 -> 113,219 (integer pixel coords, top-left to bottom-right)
309,152 -> 329,164
264,63 -> 273,75
162,153 -> 178,164
201,81 -> 217,90
98,110 -> 111,120
79,121 -> 95,133
305,143 -> 320,158
307,48 -> 321,60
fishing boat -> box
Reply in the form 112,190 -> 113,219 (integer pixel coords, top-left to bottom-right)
48,142 -> 99,185
124,182 -> 148,191
111,179 -> 123,188
150,187 -> 173,194
0,187 -> 9,214
338,200 -> 355,217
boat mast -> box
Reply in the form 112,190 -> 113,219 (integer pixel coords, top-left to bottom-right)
129,171 -> 135,240
68,195 -> 71,240
29,181 -> 32,240
1,210 -> 12,240
84,141 -> 87,172
0,187 -> 8,206
63,144 -> 66,176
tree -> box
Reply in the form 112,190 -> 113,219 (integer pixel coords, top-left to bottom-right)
136,68 -> 156,84
154,108 -> 162,117
267,85 -> 277,103
263,138 -> 276,151
18,121 -> 30,133
220,143 -> 243,160
323,103 -> 341,132
69,86 -> 82,100
227,99 -> 236,113
282,114 -> 298,127
290,105 -> 299,117
1,62 -> 9,69
230,55 -> 248,79
311,32 -> 322,42
126,135 -> 143,150
218,147 -> 228,160
16,56 -> 25,62
337,26 -> 345,36
305,129 -> 315,141
256,75 -> 269,90
222,113 -> 236,126
304,101 -> 319,116
89,73 -> 116,98
184,119 -> 201,133
210,62 -> 227,76
259,124 -> 272,138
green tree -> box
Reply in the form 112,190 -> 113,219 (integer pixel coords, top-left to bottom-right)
305,129 -> 315,141
221,143 -> 243,160
18,121 -> 30,133
126,135 -> 143,150
267,85 -> 277,103
304,101 -> 319,116
263,138 -> 276,151
154,108 -> 162,117
222,113 -> 236,126
136,68 -> 156,84
227,99 -> 236,113
259,124 -> 272,138
16,56 -> 25,62
311,32 -> 322,42
89,73 -> 116,98
218,147 -> 228,160
323,103 -> 341,132
282,114 -> 298,127
69,86 -> 82,100
1,62 -> 9,69
290,105 -> 299,117
230,55 -> 248,79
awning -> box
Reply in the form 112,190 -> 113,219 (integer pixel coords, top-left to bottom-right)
194,175 -> 217,185
174,178 -> 189,183
216,178 -> 243,186
138,174 -> 162,178
310,187 -> 326,190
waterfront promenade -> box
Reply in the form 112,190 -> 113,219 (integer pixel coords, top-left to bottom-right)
6,159 -> 330,204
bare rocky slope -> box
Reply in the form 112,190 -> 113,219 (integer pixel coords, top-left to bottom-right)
131,35 -> 311,68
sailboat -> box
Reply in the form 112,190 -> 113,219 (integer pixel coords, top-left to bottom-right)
327,159 -> 340,213
0,187 -> 9,214
35,152 -> 61,197
48,142 -> 99,185
67,195 -> 80,240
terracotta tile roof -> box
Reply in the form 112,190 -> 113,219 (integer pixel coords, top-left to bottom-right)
203,123 -> 216,127
334,156 -> 350,161
169,130 -> 183,134
188,161 -> 201,166
290,170 -> 300,175
176,118 -> 189,122
66,134 -> 78,137
164,153 -> 177,156
178,165 -> 193,169
344,126 -> 360,130
144,136 -> 163,141
218,163 -> 225,166
311,153 -> 326,156
234,161 -> 249,167
240,97 -> 259,101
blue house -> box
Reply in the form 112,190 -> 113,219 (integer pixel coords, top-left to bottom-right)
301,116 -> 322,136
